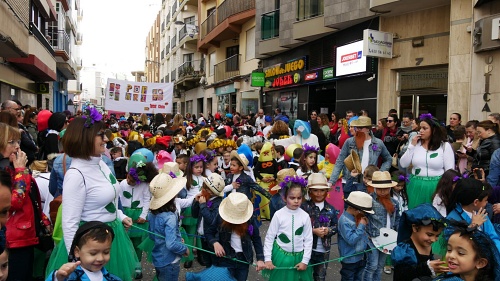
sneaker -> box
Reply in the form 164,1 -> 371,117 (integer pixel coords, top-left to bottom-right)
384,266 -> 392,274
134,269 -> 143,280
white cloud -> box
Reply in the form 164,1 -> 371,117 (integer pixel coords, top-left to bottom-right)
80,0 -> 161,74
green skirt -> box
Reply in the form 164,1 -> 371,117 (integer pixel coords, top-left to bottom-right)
181,206 -> 197,226
123,207 -> 148,239
45,219 -> 139,281
261,242 -> 313,281
407,175 -> 441,209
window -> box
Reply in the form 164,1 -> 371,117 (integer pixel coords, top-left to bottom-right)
226,46 -> 239,72
297,0 -> 324,21
209,52 -> 216,76
246,28 -> 255,61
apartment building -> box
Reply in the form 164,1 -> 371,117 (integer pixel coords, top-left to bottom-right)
145,12 -> 161,84
0,0 -> 82,111
256,0 -> 500,123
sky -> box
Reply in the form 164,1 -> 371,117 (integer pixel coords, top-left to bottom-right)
80,0 -> 161,75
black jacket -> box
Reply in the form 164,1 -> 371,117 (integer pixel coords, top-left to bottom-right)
468,134 -> 500,175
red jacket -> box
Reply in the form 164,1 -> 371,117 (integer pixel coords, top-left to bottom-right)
6,167 -> 50,248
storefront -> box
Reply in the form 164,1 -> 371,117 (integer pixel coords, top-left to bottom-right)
215,83 -> 237,115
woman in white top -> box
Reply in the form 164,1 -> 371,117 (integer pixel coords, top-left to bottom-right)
46,110 -> 138,281
400,113 -> 455,209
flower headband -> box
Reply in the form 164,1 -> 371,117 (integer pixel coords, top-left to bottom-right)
204,150 -> 217,163
398,175 -> 409,182
452,173 -> 469,183
82,107 -> 103,128
190,154 -> 207,163
129,161 -> 147,184
302,143 -> 320,155
418,113 -> 441,127
278,175 -> 308,198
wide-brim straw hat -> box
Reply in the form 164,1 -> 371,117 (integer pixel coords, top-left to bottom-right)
161,162 -> 184,177
149,173 -> 187,210
350,116 -> 372,127
344,191 -> 375,214
367,171 -> 397,188
230,150 -> 249,171
307,173 -> 330,189
204,173 -> 225,197
219,193 -> 253,224
344,149 -> 362,172
271,168 -> 297,191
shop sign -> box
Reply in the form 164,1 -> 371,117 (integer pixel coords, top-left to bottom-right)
215,84 -> 235,96
305,72 -> 318,81
264,57 -> 306,78
250,72 -> 265,87
323,67 -> 334,79
363,29 -> 393,59
474,13 -> 500,52
336,41 -> 367,76
265,72 -> 302,88
36,83 -> 50,94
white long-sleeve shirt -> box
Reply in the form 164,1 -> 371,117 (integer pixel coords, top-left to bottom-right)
400,142 -> 455,177
264,207 -> 313,264
273,134 -> 319,148
62,157 -> 127,253
119,180 -> 151,219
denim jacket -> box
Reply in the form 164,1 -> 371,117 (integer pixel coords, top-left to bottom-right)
337,211 -> 368,264
46,266 -> 121,281
148,211 -> 188,267
328,135 -> 392,184
301,200 -> 338,250
205,215 -> 264,266
487,148 -> 500,187
224,172 -> 271,201
366,193 -> 400,238
192,196 -> 223,235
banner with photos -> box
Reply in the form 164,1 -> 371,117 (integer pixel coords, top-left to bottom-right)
105,78 -> 173,113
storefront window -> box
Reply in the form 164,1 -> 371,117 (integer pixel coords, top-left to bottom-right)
241,99 -> 258,115
277,91 -> 298,121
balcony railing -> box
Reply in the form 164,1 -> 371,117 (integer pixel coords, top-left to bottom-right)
161,50 -> 165,60
217,0 -> 255,25
166,12 -> 171,24
161,21 -> 165,32
171,35 -> 176,48
261,9 -> 279,40
214,54 -> 240,83
171,69 -> 177,81
297,0 -> 324,21
47,29 -> 70,55
178,59 -> 205,79
165,74 -> 170,83
200,10 -> 217,38
165,43 -> 170,55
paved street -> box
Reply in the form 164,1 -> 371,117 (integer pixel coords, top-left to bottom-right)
141,220 -> 392,281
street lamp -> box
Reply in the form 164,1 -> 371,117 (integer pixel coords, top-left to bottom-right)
145,59 -> 161,65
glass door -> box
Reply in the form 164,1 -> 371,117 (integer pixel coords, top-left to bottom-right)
399,94 -> 447,123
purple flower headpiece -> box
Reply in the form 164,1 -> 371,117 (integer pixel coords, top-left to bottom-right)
129,167 -> 147,184
82,107 -> 103,128
453,173 -> 469,183
279,175 -> 308,190
205,150 -> 217,163
398,175 -> 409,183
419,113 -> 441,127
190,154 -> 207,163
302,143 -> 320,155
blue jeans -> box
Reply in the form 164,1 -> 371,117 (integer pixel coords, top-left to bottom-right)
340,260 -> 365,281
226,253 -> 250,281
310,250 -> 330,281
362,239 -> 386,281
155,262 -> 180,281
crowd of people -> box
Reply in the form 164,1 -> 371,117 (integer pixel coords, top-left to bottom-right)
0,98 -> 500,281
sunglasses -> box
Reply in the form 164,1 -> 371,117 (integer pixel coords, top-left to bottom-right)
387,120 -> 395,123
97,131 -> 106,139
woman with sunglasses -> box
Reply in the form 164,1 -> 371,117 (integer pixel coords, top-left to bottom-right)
46,108 -> 138,281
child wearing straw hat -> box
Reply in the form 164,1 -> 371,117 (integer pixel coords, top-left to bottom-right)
192,173 -> 226,268
301,173 -> 338,281
205,192 -> 266,281
363,171 -> 401,281
148,172 -> 190,280
262,176 -> 313,281
338,191 -> 373,281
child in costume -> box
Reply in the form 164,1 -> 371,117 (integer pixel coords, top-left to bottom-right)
435,221 -> 500,281
338,191 -> 372,281
253,142 -> 278,220
218,150 -> 231,179
200,149 -> 218,176
118,154 -> 158,279
391,204 -> 448,281
296,144 -> 320,178
288,147 -> 303,171
205,193 -> 266,281
192,173 -> 225,268
318,144 -> 344,218
175,154 -> 189,174
148,172 -> 189,280
363,171 -> 400,281
46,221 -> 121,281
171,135 -> 188,161
301,173 -> 338,281
274,145 -> 288,171
110,146 -> 127,180
263,176 -> 313,281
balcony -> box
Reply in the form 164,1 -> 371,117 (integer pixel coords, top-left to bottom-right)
176,59 -> 205,90
198,0 -> 255,52
214,54 -> 240,83
165,43 -> 170,55
369,0 -> 449,16
297,0 -> 323,21
76,32 -> 83,45
48,29 -> 70,60
179,24 -> 198,42
261,10 -> 279,40
165,74 -> 170,83
161,50 -> 165,60
172,1 -> 177,14
171,35 -> 177,48
171,69 -> 177,81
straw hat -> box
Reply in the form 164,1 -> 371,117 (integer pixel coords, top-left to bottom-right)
161,162 -> 184,177
203,174 -> 225,197
219,193 -> 253,224
344,150 -> 362,172
350,116 -> 372,127
149,173 -> 187,210
230,150 -> 249,171
344,191 -> 375,214
271,168 -> 297,191
367,171 -> 397,188
307,173 -> 329,189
